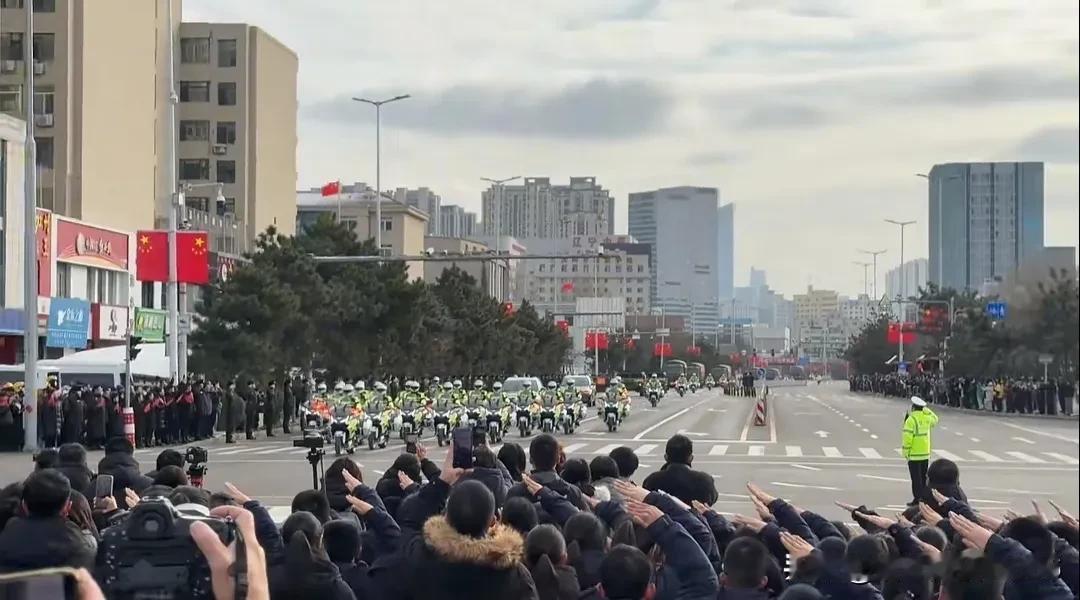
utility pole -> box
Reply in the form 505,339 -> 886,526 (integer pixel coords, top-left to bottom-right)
858,249 -> 887,300
353,94 -> 410,252
22,0 -> 40,451
885,219 -> 916,369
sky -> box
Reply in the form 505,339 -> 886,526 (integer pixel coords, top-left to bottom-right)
184,0 -> 1080,298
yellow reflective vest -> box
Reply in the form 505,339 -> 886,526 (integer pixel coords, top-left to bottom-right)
901,407 -> 939,461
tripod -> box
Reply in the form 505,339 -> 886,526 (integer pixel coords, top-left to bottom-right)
305,447 -> 326,490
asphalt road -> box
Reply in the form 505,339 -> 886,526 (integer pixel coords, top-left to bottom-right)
3,381 -> 1076,522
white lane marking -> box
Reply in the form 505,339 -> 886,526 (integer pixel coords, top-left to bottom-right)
771,481 -> 842,491
859,448 -> 883,459
814,431 -> 830,438
870,434 -> 879,439
1012,437 -> 1036,445
968,499 -> 1010,504
562,443 -> 588,454
216,447 -> 272,455
634,398 -> 710,441
954,431 -> 965,436
1005,451 -> 1046,463
822,446 -> 843,458
748,445 -> 765,456
861,428 -> 871,433
857,473 -> 909,483
999,421 -> 1079,444
1043,452 -> 1079,465
785,445 -> 803,457
933,449 -> 966,462
253,447 -> 296,454
970,438 -> 981,443
970,450 -> 1003,462
593,444 -> 622,454
709,445 -> 729,456
635,444 -> 658,456
790,463 -> 821,471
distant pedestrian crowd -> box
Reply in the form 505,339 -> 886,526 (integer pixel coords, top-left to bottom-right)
850,373 -> 1075,416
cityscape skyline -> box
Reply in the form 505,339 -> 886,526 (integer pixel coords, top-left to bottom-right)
185,0 -> 1080,298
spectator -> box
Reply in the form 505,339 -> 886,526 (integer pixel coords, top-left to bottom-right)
717,537 -> 771,598
0,469 -> 95,571
95,437 -> 152,505
507,434 -> 587,511
325,457 -> 365,525
271,511 -> 354,599
145,448 -> 185,480
925,458 -> 968,505
152,465 -> 190,488
33,448 -> 60,470
560,458 -> 594,497
291,489 -> 334,524
55,443 -> 94,497
498,442 -> 527,482
609,446 -> 640,481
502,496 -> 539,537
589,455 -> 623,502
462,446 -> 514,509
642,434 -> 719,505
525,524 -> 579,600
324,519 -> 372,599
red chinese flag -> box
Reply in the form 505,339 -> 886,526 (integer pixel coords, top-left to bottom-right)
585,332 -> 609,351
886,323 -> 900,344
653,342 -> 673,357
136,230 -> 169,282
176,231 -> 210,284
320,180 -> 341,196
556,320 -> 570,336
561,281 -> 574,293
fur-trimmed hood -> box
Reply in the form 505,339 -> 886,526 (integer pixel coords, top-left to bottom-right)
422,515 -> 524,570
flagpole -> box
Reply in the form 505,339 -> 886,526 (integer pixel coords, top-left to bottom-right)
336,180 -> 342,224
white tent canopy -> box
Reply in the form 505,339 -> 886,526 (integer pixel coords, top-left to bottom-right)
38,343 -> 171,379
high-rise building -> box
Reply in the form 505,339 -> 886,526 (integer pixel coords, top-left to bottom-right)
438,204 -> 477,239
629,186 -> 729,335
749,267 -> 767,289
481,176 -> 613,239
393,187 -> 440,234
175,22 -> 298,242
792,286 -> 839,341
0,0 -> 169,233
718,203 -> 734,300
928,162 -> 1044,291
885,258 -> 928,300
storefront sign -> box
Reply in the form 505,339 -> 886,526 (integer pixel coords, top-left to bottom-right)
55,219 -> 130,270
36,209 -> 52,296
93,304 -> 128,342
133,308 -> 167,342
46,297 -> 91,349
210,252 -> 239,283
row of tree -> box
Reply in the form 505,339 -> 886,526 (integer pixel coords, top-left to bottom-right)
844,271 -> 1079,379
189,217 -> 570,382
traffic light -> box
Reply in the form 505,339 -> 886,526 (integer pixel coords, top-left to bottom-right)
770,349 -> 776,357
128,336 -> 143,361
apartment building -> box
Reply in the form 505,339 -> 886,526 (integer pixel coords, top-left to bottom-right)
421,236 -> 508,299
392,186 -> 440,234
792,285 -> 839,339
520,236 -> 651,318
0,0 -> 166,233
175,22 -> 297,242
481,176 -> 614,240
438,204 -> 477,239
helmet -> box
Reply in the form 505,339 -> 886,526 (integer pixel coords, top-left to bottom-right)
356,381 -> 366,391
474,380 -> 484,389
405,380 -> 420,391
374,382 -> 387,392
317,382 -> 328,393
650,373 -> 658,379
334,382 -> 346,392
453,379 -> 463,388
612,376 -> 622,384
433,376 -> 441,383
343,383 -> 355,393
443,382 -> 453,390
493,382 -> 503,390
547,381 -> 557,389
522,380 -> 533,388
563,380 -> 574,387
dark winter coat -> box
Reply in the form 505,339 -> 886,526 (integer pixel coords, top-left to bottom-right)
96,450 -> 152,503
528,555 -> 579,600
268,534 -> 355,600
0,516 -> 96,572
642,462 -> 719,506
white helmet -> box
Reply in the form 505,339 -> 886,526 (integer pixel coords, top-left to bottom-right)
493,382 -> 503,390
433,376 -> 441,383
317,382 -> 328,393
374,381 -> 387,392
405,380 -> 420,391
547,381 -> 558,389
334,381 -> 346,392
522,380 -> 533,388
474,379 -> 485,389
356,381 -> 366,391
611,376 -> 622,384
443,382 -> 453,390
453,379 -> 463,388
343,383 -> 355,393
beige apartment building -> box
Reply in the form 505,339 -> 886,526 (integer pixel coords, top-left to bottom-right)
0,0 -> 165,233
175,22 -> 297,241
792,285 -> 840,339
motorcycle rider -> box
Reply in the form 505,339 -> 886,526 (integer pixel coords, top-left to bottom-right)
432,381 -> 459,428
362,382 -> 393,444
562,380 -> 585,424
450,379 -> 468,407
428,376 -> 442,398
331,383 -> 357,451
486,381 -> 510,427
704,374 -> 716,390
674,373 -> 689,394
537,380 -> 563,428
609,376 -> 632,420
395,380 -> 427,436
464,380 -> 488,422
645,373 -> 665,397
689,372 -> 701,391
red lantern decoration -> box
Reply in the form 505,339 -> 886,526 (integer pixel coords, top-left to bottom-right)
653,342 -> 673,357
686,345 -> 702,357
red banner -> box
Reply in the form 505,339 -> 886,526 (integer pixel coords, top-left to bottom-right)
36,209 -> 52,296
686,345 -> 702,357
887,322 -> 916,344
136,231 -> 169,282
55,218 -> 130,270
585,331 -> 609,351
501,302 -> 515,317
136,230 -> 210,284
653,342 -> 673,357
555,320 -> 569,336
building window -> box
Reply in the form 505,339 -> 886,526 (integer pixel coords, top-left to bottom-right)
33,0 -> 57,11
217,82 -> 237,106
35,136 -> 53,169
56,263 -> 71,297
180,37 -> 210,63
141,282 -> 154,308
637,265 -> 643,273
179,120 -> 210,141
32,85 -> 54,117
380,218 -> 392,232
379,245 -> 393,257
32,33 -> 54,62
216,160 -> 236,183
538,264 -> 545,272
217,39 -> 237,67
216,121 -> 236,144
179,81 -> 210,102
186,196 -> 210,212
179,159 -> 210,180
0,33 -> 23,62
217,197 -> 236,216
0,84 -> 20,113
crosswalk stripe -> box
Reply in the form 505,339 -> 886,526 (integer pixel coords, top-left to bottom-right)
933,449 -> 966,462
785,446 -> 803,457
561,443 -> 589,454
593,444 -> 621,454
1043,452 -> 1079,465
215,447 -> 267,455
635,444 -> 658,456
822,447 -> 843,458
859,448 -> 883,459
748,445 -> 765,456
253,447 -> 294,455
709,445 -> 728,456
969,451 -> 1004,462
1006,451 -> 1046,463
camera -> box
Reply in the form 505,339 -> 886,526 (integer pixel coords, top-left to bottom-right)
184,446 -> 208,486
292,433 -> 324,449
97,497 -> 235,600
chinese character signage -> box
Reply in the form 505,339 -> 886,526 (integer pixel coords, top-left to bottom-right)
46,298 -> 91,349
133,308 -> 167,342
36,209 -> 52,297
55,219 -> 130,270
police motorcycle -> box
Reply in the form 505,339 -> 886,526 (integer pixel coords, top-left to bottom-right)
361,382 -> 392,450
463,380 -> 488,431
394,380 -> 426,441
538,381 -> 560,434
431,382 -> 456,447
674,375 -> 688,398
301,382 -> 332,432
329,382 -> 359,456
602,385 -> 622,432
485,382 -> 506,444
515,381 -> 536,438
704,375 -> 715,391
559,382 -> 581,435
645,374 -> 664,408
689,375 -> 700,394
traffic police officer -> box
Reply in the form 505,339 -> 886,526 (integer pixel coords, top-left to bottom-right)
902,395 -> 939,505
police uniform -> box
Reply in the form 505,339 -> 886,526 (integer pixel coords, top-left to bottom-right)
902,396 -> 939,504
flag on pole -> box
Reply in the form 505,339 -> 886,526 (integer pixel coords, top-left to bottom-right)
561,281 -> 574,293
135,230 -> 169,282
320,180 -> 341,196
176,231 -> 210,284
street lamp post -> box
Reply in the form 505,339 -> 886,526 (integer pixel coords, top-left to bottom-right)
858,249 -> 887,300
353,95 -> 410,252
22,0 -> 40,451
885,219 -> 916,367
852,261 -> 871,296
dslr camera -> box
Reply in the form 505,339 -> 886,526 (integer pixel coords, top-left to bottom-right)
184,446 -> 208,486
292,432 -> 324,449
97,497 -> 235,600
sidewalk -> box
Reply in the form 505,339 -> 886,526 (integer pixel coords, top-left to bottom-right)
853,391 -> 1079,421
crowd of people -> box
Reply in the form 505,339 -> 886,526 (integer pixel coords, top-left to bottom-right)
849,373 -> 1076,416
1,429 -> 1076,599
